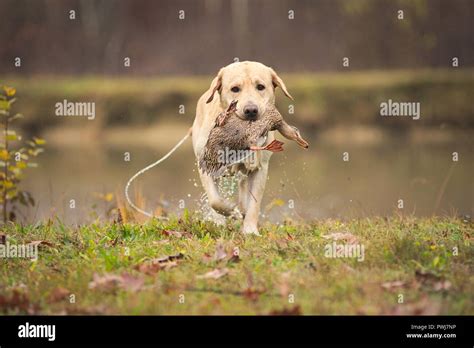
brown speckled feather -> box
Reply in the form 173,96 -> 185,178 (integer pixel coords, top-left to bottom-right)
199,103 -> 283,177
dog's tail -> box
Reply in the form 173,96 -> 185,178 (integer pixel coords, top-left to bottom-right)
125,127 -> 192,219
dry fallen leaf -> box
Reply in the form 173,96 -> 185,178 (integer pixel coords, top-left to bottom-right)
0,290 -> 39,314
156,253 -> 185,263
162,230 -> 191,238
88,274 -> 123,292
269,305 -> 302,316
415,269 -> 441,284
415,270 -> 452,292
106,237 -> 121,247
197,268 -> 229,280
390,295 -> 441,315
242,287 -> 264,301
433,280 -> 452,291
64,305 -> 108,315
88,273 -> 144,292
381,280 -> 406,290
322,232 -> 359,244
119,273 -> 145,292
228,253 -> 240,263
213,243 -> 227,262
201,252 -> 213,263
135,260 -> 177,275
27,240 -> 56,248
48,287 -> 70,303
203,243 -> 241,264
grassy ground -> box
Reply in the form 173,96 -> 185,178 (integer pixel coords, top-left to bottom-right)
0,214 -> 472,315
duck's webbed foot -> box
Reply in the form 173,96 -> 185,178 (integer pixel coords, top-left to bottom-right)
216,112 -> 230,127
250,139 -> 284,152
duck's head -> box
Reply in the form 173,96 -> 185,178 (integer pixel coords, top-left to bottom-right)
280,124 -> 309,149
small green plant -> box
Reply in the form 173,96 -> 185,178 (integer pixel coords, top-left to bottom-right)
0,86 -> 45,223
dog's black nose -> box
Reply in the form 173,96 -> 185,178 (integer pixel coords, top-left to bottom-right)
243,104 -> 258,119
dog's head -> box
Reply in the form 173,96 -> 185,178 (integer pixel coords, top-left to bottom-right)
206,61 -> 293,121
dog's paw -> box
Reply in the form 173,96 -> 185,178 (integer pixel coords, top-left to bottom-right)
229,207 -> 244,220
242,224 -> 261,236
209,198 -> 235,217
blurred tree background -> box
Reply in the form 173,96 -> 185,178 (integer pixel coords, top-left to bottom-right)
1,0 -> 473,75
0,0 -> 472,223
1,0 -> 473,134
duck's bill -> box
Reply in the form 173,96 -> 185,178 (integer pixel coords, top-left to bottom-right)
295,136 -> 309,149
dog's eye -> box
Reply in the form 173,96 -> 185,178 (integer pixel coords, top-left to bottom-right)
231,86 -> 240,93
257,84 -> 265,91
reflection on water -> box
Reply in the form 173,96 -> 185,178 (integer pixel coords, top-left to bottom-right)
22,131 -> 473,224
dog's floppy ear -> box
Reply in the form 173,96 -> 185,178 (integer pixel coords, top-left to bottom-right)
270,68 -> 293,100
206,69 -> 223,104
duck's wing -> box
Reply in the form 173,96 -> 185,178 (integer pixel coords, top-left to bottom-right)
198,128 -> 232,177
199,146 -> 223,177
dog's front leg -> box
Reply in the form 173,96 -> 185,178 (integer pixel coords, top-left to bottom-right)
238,175 -> 249,217
199,170 -> 235,216
242,159 -> 270,235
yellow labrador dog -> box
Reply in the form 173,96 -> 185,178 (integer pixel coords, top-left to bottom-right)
192,61 -> 294,235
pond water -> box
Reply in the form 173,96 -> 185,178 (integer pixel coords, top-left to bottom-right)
21,129 -> 473,224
